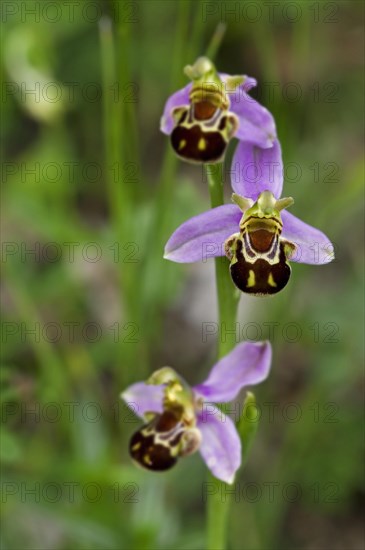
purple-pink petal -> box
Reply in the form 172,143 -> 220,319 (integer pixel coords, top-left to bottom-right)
197,404 -> 241,484
164,204 -> 242,263
194,341 -> 272,403
121,382 -> 164,419
231,140 -> 283,199
230,92 -> 277,149
281,210 -> 335,265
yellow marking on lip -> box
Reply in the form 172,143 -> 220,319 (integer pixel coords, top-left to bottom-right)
143,454 -> 153,466
179,139 -> 187,150
268,273 -> 277,287
198,137 -> 206,151
247,270 -> 256,288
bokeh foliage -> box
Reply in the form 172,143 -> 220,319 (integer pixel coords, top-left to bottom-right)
1,1 -> 364,549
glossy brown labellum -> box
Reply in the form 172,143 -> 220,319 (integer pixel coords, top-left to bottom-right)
129,410 -> 183,472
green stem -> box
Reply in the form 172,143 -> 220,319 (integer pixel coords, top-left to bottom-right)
99,16 -> 125,228
100,16 -> 142,384
207,472 -> 231,550
139,0 -> 191,337
205,22 -> 227,62
116,0 -> 140,199
206,163 -> 239,550
207,163 -> 240,359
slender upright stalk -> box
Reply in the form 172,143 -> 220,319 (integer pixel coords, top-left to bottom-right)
207,163 -> 240,359
100,16 -> 142,384
99,16 -> 126,229
206,163 -> 239,549
205,23 -> 227,62
139,0 -> 191,337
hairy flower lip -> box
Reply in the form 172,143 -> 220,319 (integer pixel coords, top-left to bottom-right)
121,341 -> 272,484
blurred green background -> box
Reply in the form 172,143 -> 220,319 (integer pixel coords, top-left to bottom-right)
1,1 -> 364,549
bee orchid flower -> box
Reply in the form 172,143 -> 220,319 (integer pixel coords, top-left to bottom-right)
164,140 -> 335,295
121,341 -> 272,484
160,56 -> 276,163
